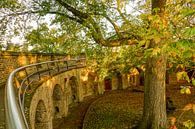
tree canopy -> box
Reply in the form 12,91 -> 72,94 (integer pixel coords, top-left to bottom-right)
1,0 -> 194,71
0,0 -> 195,128
0,0 -> 194,96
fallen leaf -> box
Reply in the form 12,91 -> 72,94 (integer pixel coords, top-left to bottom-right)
183,103 -> 193,111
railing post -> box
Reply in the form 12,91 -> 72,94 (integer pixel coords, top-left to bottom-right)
66,61 -> 68,69
76,60 -> 78,68
24,69 -> 30,85
57,62 -> 60,72
35,65 -> 41,80
47,63 -> 51,76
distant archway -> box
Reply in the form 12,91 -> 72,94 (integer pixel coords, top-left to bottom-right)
35,100 -> 49,129
104,77 -> 112,91
116,72 -> 123,90
187,69 -> 195,82
137,68 -> 145,86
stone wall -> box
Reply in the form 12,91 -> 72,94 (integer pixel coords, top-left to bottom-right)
0,51 -> 66,87
30,68 -> 85,129
29,68 -> 131,129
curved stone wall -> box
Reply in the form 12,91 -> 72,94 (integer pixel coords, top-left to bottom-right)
29,68 -> 132,129
0,51 -> 67,87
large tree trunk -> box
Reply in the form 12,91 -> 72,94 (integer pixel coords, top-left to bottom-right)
140,0 -> 167,128
140,51 -> 167,129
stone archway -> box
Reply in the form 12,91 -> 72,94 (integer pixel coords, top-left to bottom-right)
137,67 -> 145,86
104,77 -> 112,91
35,100 -> 49,129
69,76 -> 79,104
52,84 -> 64,122
116,72 -> 123,90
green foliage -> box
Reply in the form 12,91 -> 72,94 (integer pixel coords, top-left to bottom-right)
177,71 -> 190,83
183,120 -> 195,129
192,78 -> 195,86
168,39 -> 194,77
25,23 -> 60,53
183,27 -> 195,38
0,0 -> 20,9
180,87 -> 191,94
25,23 -> 88,54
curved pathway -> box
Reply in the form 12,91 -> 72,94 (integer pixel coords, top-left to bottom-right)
54,95 -> 101,129
54,90 -> 139,129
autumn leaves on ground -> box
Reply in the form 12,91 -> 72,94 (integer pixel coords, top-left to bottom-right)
83,85 -> 195,129
55,84 -> 195,129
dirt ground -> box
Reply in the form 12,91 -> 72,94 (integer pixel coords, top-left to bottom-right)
83,84 -> 195,129
166,84 -> 195,129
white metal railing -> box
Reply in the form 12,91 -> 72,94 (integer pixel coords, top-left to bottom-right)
5,58 -> 86,129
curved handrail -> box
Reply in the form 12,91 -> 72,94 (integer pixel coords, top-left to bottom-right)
5,58 -> 86,129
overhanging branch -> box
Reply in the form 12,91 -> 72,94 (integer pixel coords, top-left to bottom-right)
55,0 -> 89,19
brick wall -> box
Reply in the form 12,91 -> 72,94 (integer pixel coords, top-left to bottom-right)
0,51 -> 67,87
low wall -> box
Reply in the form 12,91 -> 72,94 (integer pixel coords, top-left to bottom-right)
0,51 -> 67,87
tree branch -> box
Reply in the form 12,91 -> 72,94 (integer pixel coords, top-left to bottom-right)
55,0 -> 89,19
54,0 -> 141,47
104,16 -> 122,38
1,10 -> 84,24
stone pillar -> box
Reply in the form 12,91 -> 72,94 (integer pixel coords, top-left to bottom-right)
76,70 -> 84,102
122,74 -> 128,89
135,74 -> 140,86
98,80 -> 104,94
111,76 -> 118,90
63,92 -> 68,117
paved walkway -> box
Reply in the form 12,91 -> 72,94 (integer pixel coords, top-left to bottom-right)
0,86 -> 5,129
54,95 -> 100,129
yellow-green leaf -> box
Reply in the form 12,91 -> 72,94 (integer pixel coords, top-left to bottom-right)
192,78 -> 195,86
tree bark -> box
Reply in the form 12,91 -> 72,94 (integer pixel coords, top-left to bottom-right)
139,0 -> 167,128
140,50 -> 167,129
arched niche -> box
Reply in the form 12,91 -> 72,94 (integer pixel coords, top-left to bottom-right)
116,72 -> 123,90
104,76 -> 112,91
64,78 -> 68,89
35,100 -> 49,129
68,76 -> 79,104
52,84 -> 64,121
136,67 -> 145,86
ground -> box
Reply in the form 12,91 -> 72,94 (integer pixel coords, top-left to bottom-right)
166,84 -> 195,128
83,90 -> 143,129
82,84 -> 195,129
